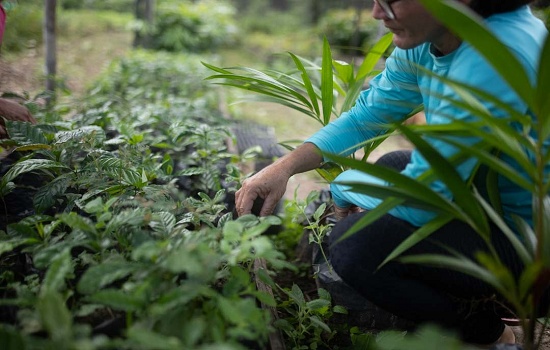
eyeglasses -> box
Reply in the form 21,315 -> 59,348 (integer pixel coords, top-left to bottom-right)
375,0 -> 396,20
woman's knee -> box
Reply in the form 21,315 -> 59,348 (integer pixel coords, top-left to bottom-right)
328,214 -> 381,281
328,212 -> 417,284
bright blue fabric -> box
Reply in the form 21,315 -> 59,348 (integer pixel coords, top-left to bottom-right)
305,6 -> 548,228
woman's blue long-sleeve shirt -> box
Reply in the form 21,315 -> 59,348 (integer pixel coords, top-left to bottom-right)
306,6 -> 548,228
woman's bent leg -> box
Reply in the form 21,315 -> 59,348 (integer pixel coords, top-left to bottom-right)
329,212 -> 523,344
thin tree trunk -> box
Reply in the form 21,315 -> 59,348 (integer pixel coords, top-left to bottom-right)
44,0 -> 57,102
310,0 -> 321,24
134,0 -> 155,49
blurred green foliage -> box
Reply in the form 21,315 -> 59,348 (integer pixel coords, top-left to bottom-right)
148,0 -> 238,53
60,0 -> 133,12
2,3 -> 43,53
318,8 -> 379,55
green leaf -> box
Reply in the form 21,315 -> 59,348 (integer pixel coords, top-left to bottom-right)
126,327 -> 182,350
34,175 -> 71,213
357,32 -> 393,80
400,254 -> 506,296
57,212 -> 98,236
290,52 -> 321,117
217,297 -> 248,325
475,193 -> 533,265
14,143 -> 51,152
0,238 -> 34,257
317,288 -> 331,301
518,261 -> 542,301
333,305 -> 348,314
42,248 -> 73,293
251,290 -> 277,307
55,126 -> 105,146
378,215 -> 453,269
256,267 -> 276,289
149,212 -> 176,236
330,154 -> 459,215
88,289 -> 144,312
37,291 -> 72,341
5,120 -> 48,144
0,159 -> 68,191
77,261 -> 140,295
288,284 -> 306,306
150,284 -> 206,316
308,315 -> 331,333
333,59 -> 354,85
334,197 -> 405,243
321,37 -> 334,125
316,161 -> 343,183
398,125 -> 489,234
306,299 -> 331,312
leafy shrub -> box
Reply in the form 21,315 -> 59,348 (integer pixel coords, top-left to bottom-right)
57,9 -> 133,37
318,8 -> 379,55
60,0 -> 134,12
2,3 -> 43,53
149,0 -> 238,53
0,48 -> 291,348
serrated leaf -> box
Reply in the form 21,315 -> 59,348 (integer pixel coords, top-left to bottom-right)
317,288 -> 331,301
34,175 -> 71,213
5,120 -> 48,144
0,159 -> 68,190
149,212 -> 177,236
177,167 -> 205,176
55,126 -> 105,146
288,284 -> 306,306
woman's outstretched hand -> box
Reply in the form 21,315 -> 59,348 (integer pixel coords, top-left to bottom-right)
234,142 -> 324,217
235,163 -> 290,217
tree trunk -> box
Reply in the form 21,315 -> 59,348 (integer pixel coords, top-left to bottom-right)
271,0 -> 288,11
133,0 -> 155,49
44,0 -> 57,103
310,0 -> 321,24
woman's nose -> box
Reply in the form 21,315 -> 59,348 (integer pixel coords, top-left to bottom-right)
372,0 -> 390,20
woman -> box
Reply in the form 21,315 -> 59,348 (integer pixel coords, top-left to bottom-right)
235,0 -> 548,346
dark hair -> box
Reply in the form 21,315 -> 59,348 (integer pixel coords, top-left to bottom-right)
469,0 -> 535,17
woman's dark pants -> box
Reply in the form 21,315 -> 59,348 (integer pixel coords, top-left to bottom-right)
328,150 -> 544,344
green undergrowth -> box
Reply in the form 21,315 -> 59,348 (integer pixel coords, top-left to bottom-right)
0,49 -> 394,350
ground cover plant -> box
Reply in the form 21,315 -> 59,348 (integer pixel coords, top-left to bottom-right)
0,51 -> 296,349
1,48 -> 393,350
